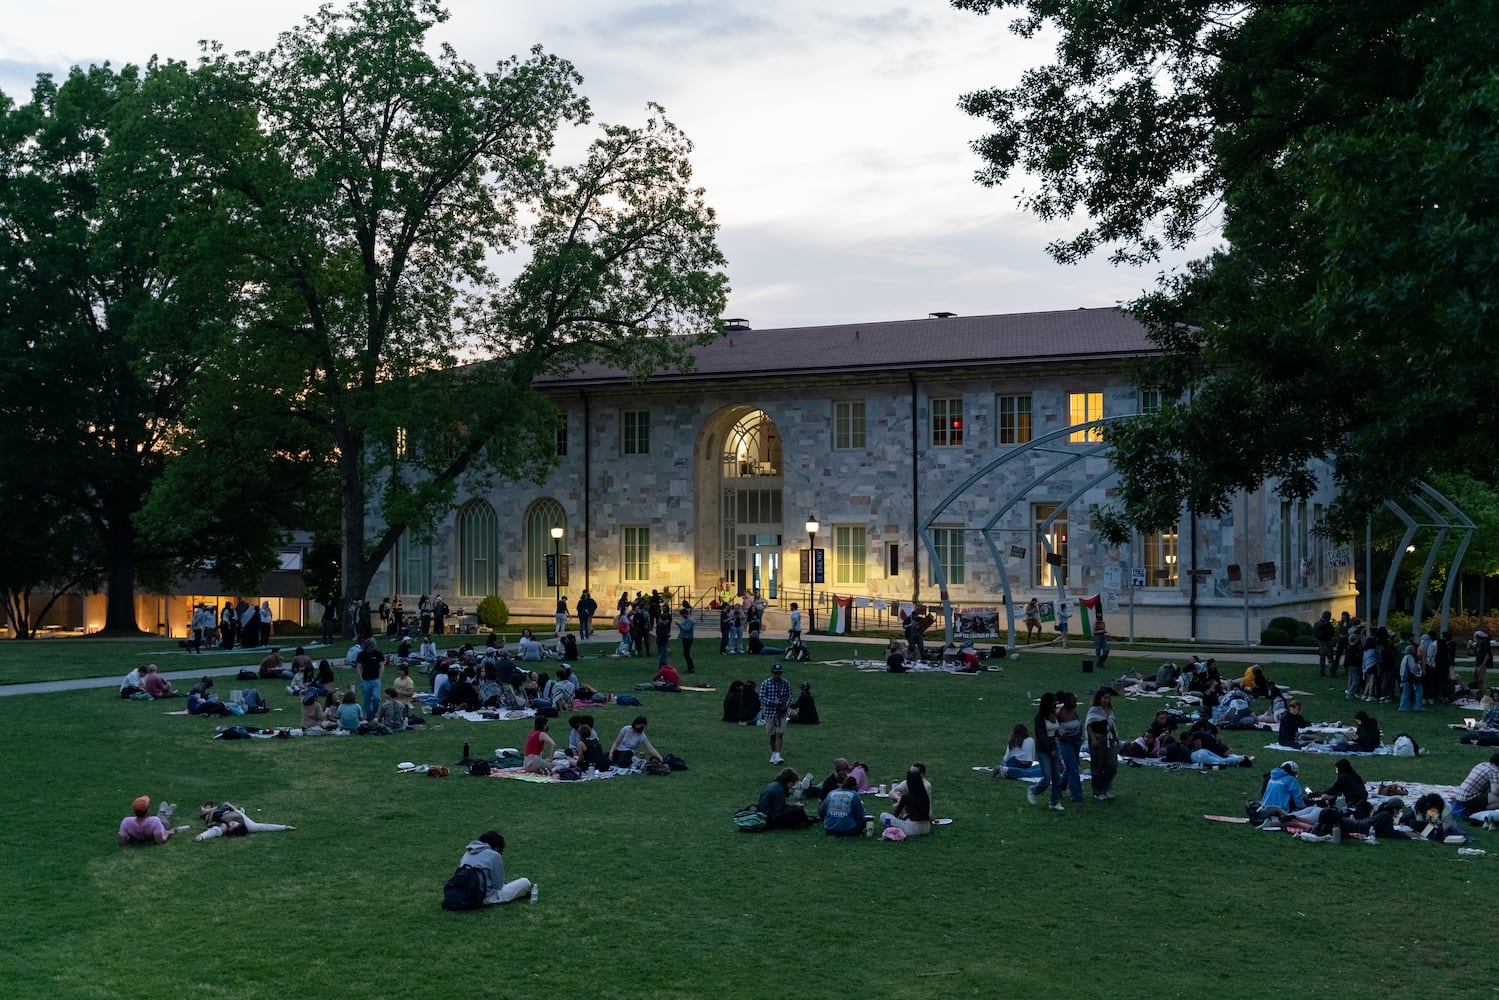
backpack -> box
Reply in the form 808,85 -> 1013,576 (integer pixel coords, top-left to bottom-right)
734,806 -> 767,832
616,694 -> 642,706
1392,733 -> 1419,757
788,643 -> 811,662
441,865 -> 490,910
643,758 -> 672,776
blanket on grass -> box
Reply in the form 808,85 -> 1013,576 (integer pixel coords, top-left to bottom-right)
1264,742 -> 1391,755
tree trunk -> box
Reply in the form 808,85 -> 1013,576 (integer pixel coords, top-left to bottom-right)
99,509 -> 147,636
340,427 -> 371,625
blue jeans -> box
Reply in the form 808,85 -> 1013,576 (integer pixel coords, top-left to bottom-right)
1191,748 -> 1244,768
361,679 -> 381,718
1399,680 -> 1424,712
729,625 -> 744,652
1057,741 -> 1084,802
1002,763 -> 1044,781
1032,752 -> 1060,805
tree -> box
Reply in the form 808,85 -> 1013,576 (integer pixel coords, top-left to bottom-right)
0,62 -> 246,634
954,1 -> 1499,532
181,0 -> 728,609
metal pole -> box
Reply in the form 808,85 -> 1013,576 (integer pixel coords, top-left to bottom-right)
808,531 -> 816,635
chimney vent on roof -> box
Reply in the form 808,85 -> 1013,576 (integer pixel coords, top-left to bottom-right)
723,317 -> 751,332
929,311 -> 956,319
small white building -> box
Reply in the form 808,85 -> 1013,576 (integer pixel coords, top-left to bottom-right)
369,308 -> 1354,641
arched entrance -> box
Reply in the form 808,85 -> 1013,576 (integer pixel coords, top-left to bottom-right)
696,407 -> 784,598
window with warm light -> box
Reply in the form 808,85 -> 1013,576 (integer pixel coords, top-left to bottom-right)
997,394 -> 1032,445
1068,392 -> 1103,442
930,527 -> 965,586
1141,529 -> 1179,587
623,526 -> 650,581
834,525 -> 866,584
931,397 -> 964,447
1033,503 -> 1069,587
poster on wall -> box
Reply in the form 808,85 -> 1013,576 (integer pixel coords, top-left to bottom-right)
1103,565 -> 1122,592
956,607 -> 999,638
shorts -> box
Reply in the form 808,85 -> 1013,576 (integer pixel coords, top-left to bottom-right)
764,714 -> 787,736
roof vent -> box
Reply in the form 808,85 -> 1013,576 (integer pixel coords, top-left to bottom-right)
929,311 -> 956,319
723,317 -> 751,332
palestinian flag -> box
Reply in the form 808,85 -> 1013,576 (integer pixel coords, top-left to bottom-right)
1077,594 -> 1103,639
827,595 -> 852,635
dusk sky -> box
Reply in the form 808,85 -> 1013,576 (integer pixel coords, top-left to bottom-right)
0,1 -> 1210,329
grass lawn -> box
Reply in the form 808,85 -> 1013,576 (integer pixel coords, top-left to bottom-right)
2,642 -> 1492,999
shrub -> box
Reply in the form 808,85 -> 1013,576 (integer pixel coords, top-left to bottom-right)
476,595 -> 509,629
1267,616 -> 1304,636
1260,627 -> 1290,646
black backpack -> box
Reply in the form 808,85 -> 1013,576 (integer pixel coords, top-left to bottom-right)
442,865 -> 490,910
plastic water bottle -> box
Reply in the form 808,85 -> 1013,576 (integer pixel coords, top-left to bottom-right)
529,883 -> 539,904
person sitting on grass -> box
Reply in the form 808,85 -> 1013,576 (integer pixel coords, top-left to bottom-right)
300,682 -> 337,735
651,662 -> 681,690
609,716 -> 664,768
1187,729 -> 1252,768
571,723 -> 611,772
818,757 -> 854,799
120,666 -> 145,699
337,691 -> 366,733
258,647 -> 291,680
1000,724 -> 1043,779
1247,760 -> 1305,826
186,679 -> 231,717
758,768 -> 815,830
194,801 -> 297,841
881,764 -> 933,837
1252,684 -> 1290,727
141,664 -> 179,699
1330,710 -> 1381,753
371,687 -> 408,734
1310,758 -> 1369,810
820,776 -> 871,836
119,796 -> 185,846
461,831 -> 532,905
523,716 -> 556,774
1277,699 -> 1312,748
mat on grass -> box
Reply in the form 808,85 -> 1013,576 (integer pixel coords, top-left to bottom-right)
1263,742 -> 1391,755
486,766 -> 632,784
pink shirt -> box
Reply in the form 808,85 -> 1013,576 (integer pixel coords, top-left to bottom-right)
143,673 -> 171,698
119,815 -> 167,843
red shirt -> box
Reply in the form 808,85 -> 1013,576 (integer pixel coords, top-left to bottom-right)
654,665 -> 680,685
525,730 -> 548,756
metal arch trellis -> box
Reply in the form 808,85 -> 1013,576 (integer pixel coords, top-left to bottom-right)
920,415 -> 1135,647
1374,481 -> 1474,633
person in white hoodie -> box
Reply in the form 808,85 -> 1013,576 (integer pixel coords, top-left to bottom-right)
460,831 -> 532,905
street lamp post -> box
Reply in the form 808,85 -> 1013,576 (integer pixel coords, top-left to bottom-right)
805,517 -> 819,635
550,524 -> 564,617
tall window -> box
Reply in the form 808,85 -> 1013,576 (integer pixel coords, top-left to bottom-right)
1280,500 -> 1293,588
456,499 -> 498,597
930,527 -> 965,586
1138,389 -> 1162,415
834,525 -> 867,584
623,526 -> 650,581
1141,529 -> 1179,588
1068,391 -> 1103,442
997,394 -> 1032,445
555,415 -> 568,457
886,541 -> 900,578
525,499 -> 566,598
391,529 -> 432,596
834,400 -> 866,450
931,397 -> 963,447
622,410 -> 649,455
1033,503 -> 1069,587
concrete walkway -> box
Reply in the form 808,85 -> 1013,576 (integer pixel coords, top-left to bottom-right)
0,633 -> 1319,697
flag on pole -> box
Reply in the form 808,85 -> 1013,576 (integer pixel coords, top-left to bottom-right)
827,595 -> 852,634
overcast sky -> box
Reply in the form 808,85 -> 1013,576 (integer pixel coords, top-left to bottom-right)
0,1 -> 1207,329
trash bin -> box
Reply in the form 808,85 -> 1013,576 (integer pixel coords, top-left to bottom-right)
1082,658 -> 1094,673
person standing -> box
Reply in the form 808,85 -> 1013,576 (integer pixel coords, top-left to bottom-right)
220,601 -> 238,650
759,663 -> 792,764
677,606 -> 697,673
1055,691 -> 1085,804
391,596 -> 405,637
1092,619 -> 1110,673
654,610 -> 671,665
555,595 -> 569,637
1024,598 -> 1041,644
1313,611 -> 1336,676
321,601 -> 337,644
576,590 -> 597,639
1332,611 -> 1352,677
1474,626 -> 1493,697
1030,693 -> 1064,810
788,602 -> 802,646
1399,639 -> 1425,712
1085,689 -> 1120,800
719,602 -> 733,654
431,594 -> 446,636
417,595 -> 432,637
355,637 -> 385,719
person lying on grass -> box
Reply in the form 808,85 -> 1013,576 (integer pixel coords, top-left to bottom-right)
194,801 -> 297,841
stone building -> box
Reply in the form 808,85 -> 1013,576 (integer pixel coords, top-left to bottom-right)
369,308 -> 1355,642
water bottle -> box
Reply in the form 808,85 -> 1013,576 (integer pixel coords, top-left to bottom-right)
529,883 -> 539,904
1335,794 -> 1347,812
463,741 -> 470,760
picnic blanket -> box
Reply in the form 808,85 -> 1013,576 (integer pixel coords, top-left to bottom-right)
1264,742 -> 1391,755
442,708 -> 536,724
487,765 -> 633,784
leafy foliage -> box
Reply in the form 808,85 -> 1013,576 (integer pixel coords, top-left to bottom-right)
955,0 -> 1499,530
476,595 -> 510,629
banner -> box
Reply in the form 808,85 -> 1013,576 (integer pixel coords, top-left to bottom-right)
956,608 -> 999,638
827,595 -> 853,635
1038,600 -> 1056,624
1076,594 -> 1098,639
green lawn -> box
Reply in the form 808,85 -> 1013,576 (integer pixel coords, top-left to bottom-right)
2,644 -> 1491,999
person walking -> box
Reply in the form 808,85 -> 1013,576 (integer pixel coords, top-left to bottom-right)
759,664 -> 792,764
577,590 -> 597,639
677,606 -> 697,673
1313,611 -> 1336,676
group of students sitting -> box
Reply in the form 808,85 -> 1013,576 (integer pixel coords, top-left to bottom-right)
753,758 -> 933,839
424,655 -> 593,715
517,713 -> 666,776
1003,705 -> 1259,771
1246,756 -> 1473,843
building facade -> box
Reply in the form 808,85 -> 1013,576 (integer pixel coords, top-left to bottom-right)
370,308 -> 1355,642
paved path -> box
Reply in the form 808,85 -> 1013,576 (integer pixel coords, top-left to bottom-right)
0,634 -> 1318,697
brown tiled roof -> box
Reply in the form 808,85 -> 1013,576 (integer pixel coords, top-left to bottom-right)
535,307 -> 1154,386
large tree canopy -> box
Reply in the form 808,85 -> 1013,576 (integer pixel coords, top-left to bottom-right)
955,0 -> 1499,533
154,0 -> 729,608
0,62 -> 245,633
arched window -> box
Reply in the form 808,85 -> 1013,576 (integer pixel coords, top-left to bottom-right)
391,530 -> 432,597
525,499 -> 567,598
456,500 -> 499,598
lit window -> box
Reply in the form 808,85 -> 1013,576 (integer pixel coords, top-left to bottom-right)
930,527 -> 965,586
1068,392 -> 1103,442
834,401 -> 866,450
932,397 -> 964,447
834,525 -> 866,584
1033,503 -> 1069,587
997,394 -> 1032,445
1141,529 -> 1178,587
623,526 -> 650,581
